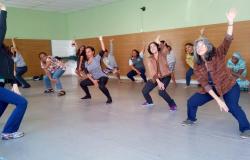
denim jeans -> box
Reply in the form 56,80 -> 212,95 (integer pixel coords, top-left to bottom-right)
142,76 -> 176,107
186,68 -> 194,86
16,66 -> 30,87
0,87 -> 28,133
187,83 -> 250,132
44,69 -> 65,91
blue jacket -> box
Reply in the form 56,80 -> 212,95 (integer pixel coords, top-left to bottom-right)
0,10 -> 15,81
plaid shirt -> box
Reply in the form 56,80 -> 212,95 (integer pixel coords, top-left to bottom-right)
194,35 -> 236,96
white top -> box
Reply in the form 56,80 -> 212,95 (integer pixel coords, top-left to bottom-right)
13,52 -> 26,67
129,52 -> 143,65
166,50 -> 176,72
102,42 -> 118,69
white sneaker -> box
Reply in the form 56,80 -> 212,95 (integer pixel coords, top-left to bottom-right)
141,102 -> 154,107
1,131 -> 24,140
135,80 -> 143,83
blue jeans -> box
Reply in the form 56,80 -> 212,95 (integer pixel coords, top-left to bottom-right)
187,83 -> 250,132
16,66 -> 30,87
0,87 -> 28,133
44,69 -> 65,91
127,68 -> 147,82
186,68 -> 194,86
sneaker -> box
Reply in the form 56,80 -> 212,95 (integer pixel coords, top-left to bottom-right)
169,104 -> 177,111
22,84 -> 31,89
141,102 -> 154,107
1,131 -> 24,140
57,90 -> 66,96
81,95 -> 91,99
44,88 -> 54,94
135,80 -> 143,83
106,98 -> 112,104
240,130 -> 250,139
182,119 -> 196,126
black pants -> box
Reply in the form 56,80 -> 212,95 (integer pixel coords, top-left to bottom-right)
127,68 -> 147,82
0,82 -> 5,87
80,77 -> 112,100
142,76 -> 176,106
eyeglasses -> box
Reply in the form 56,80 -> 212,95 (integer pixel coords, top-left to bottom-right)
196,42 -> 205,50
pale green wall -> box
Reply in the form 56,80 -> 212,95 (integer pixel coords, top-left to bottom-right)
5,0 -> 250,39
6,7 -> 68,39
66,0 -> 250,39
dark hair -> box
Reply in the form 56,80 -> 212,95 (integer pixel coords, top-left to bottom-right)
55,56 -> 63,61
167,44 -> 172,51
160,40 -> 172,51
132,49 -> 140,57
193,38 -> 215,65
39,52 -> 48,59
104,49 -> 108,53
185,43 -> 193,47
76,45 -> 86,57
2,44 -> 13,57
8,45 -> 18,57
85,46 -> 95,60
185,43 -> 194,55
147,42 -> 160,55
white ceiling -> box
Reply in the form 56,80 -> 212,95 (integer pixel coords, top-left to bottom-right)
3,0 -> 120,13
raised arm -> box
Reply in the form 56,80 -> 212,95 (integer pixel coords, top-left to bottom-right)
216,8 -> 236,56
226,8 -> 236,36
99,36 -> 106,51
72,40 -> 78,48
109,39 -> 114,55
11,38 -> 19,52
0,2 -> 7,44
155,35 -> 161,44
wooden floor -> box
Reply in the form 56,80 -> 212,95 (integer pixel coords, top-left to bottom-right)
1,76 -> 250,160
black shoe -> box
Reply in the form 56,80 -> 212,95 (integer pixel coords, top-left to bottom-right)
81,95 -> 91,99
44,89 -> 54,93
58,90 -> 66,96
23,85 -> 31,88
106,98 -> 112,104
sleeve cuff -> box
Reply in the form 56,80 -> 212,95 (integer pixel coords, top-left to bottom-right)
153,75 -> 159,80
225,34 -> 233,41
204,85 -> 212,92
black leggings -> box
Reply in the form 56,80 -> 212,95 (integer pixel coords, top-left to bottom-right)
142,76 -> 176,106
127,69 -> 147,82
80,77 -> 112,100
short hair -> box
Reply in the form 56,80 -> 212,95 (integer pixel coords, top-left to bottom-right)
185,43 -> 193,47
38,52 -> 47,59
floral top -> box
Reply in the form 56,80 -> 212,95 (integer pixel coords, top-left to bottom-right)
41,56 -> 66,73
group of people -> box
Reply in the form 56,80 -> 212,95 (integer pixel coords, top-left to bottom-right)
0,3 -> 250,141
184,39 -> 250,92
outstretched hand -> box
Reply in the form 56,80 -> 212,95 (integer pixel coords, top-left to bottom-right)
226,8 -> 237,25
99,36 -> 103,41
217,98 -> 229,112
200,27 -> 205,36
0,2 -> 6,10
155,35 -> 161,44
